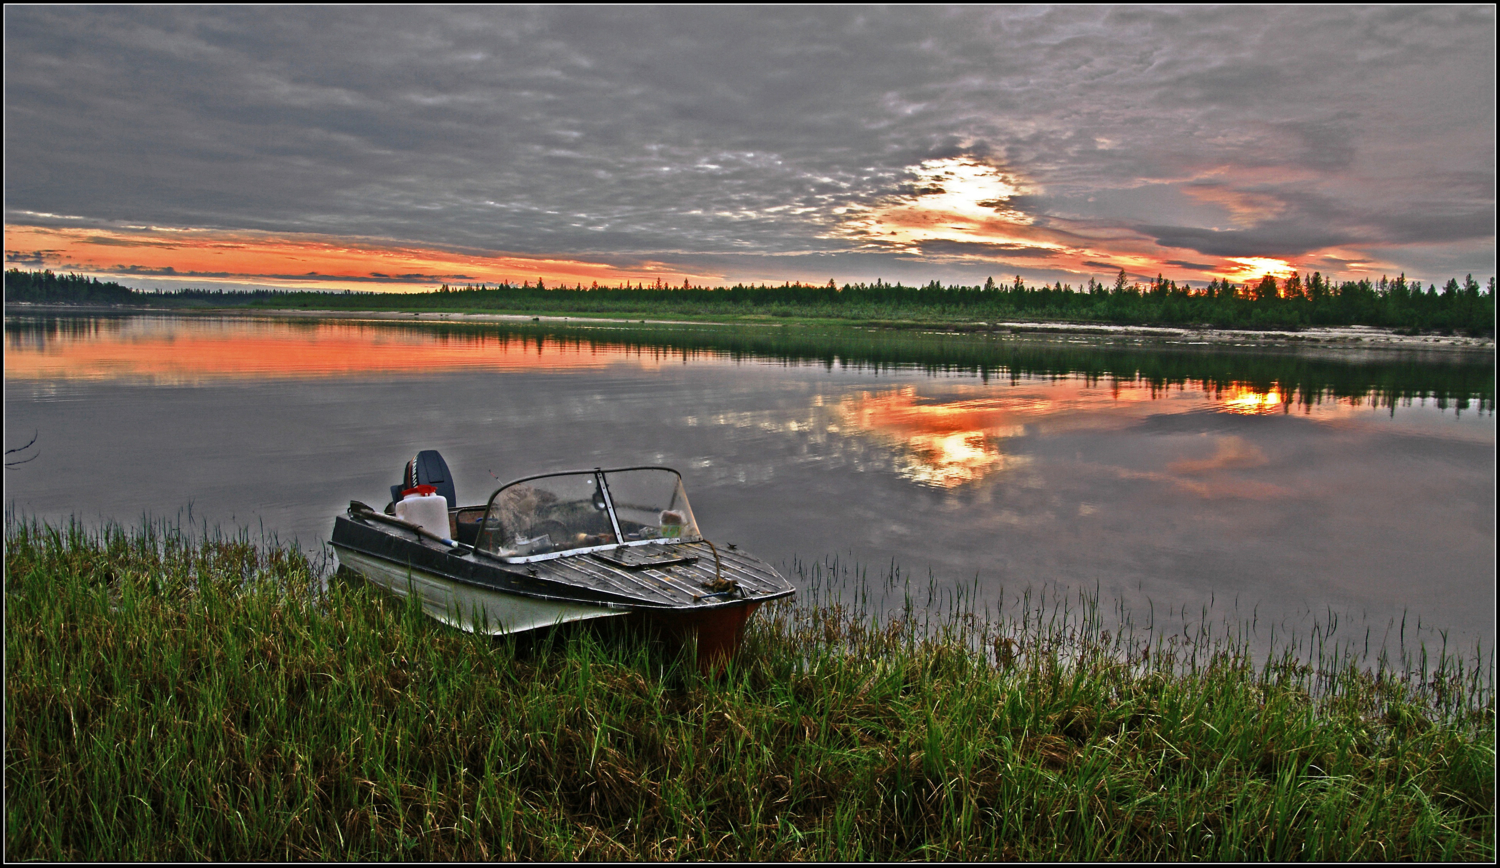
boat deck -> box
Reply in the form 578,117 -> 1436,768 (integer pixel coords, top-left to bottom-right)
525,541 -> 788,608
334,512 -> 792,611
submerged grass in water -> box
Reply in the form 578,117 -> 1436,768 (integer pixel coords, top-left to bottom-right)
5,515 -> 1493,860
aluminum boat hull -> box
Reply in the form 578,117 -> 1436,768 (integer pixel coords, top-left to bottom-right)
330,509 -> 792,670
333,546 -> 628,634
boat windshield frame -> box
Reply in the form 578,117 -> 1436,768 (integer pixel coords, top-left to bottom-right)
474,465 -> 701,564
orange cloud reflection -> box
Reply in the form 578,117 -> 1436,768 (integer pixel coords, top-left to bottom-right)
2,318 -> 684,385
1167,436 -> 1270,475
833,386 -> 1028,487
826,377 -> 1396,488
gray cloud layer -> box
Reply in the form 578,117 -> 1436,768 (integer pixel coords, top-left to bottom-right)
4,6 -> 1494,283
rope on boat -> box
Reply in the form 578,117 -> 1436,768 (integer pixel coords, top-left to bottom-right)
699,539 -> 739,595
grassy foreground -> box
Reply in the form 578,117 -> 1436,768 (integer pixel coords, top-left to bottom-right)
6,516 -> 1494,860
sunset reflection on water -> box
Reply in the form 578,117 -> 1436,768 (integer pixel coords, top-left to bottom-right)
5,313 -> 1492,656
832,387 -> 1025,487
4,315 -> 1475,491
3,316 -> 683,383
1222,387 -> 1286,414
826,378 -> 1426,487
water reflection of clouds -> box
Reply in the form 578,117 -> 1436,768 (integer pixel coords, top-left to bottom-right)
1108,465 -> 1295,502
831,387 -> 1025,488
10,315 -> 1483,483
2,317 -> 693,383
5,316 -> 1490,654
824,382 -> 1308,489
819,374 -> 1490,490
1167,436 -> 1269,475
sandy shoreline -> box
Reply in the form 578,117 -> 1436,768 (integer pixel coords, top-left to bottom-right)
8,301 -> 1495,355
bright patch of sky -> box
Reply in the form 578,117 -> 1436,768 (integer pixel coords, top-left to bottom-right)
841,158 -> 1044,250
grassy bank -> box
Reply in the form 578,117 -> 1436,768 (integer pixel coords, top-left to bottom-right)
6,516 -> 1493,860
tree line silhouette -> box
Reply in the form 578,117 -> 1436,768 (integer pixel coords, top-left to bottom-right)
6,267 -> 1494,335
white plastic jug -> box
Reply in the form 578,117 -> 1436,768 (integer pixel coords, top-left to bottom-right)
395,485 -> 449,538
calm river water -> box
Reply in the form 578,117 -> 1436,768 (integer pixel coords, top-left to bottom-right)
5,313 -> 1494,655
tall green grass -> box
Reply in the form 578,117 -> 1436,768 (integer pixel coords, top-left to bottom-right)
6,514 -> 1493,860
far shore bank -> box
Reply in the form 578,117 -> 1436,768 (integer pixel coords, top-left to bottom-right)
7,300 -> 1495,355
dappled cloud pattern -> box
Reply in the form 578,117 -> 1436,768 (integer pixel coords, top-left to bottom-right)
3,7 -> 1493,290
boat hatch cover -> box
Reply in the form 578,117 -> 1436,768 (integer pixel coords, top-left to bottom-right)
590,543 -> 701,570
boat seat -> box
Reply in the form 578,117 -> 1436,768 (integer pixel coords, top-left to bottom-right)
391,449 -> 458,510
453,507 -> 486,546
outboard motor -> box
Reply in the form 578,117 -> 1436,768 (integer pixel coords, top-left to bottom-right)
391,449 -> 458,510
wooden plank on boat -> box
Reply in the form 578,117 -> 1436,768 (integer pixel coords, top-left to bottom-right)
590,543 -> 700,569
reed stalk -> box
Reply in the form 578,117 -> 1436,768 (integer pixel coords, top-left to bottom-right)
6,514 -> 1492,860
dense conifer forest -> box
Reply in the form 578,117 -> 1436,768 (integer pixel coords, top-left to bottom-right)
5,267 -> 1494,336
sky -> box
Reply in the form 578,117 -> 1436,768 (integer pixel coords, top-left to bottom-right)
4,5 -> 1495,293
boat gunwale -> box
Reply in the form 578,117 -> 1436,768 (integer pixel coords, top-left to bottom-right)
332,540 -> 637,612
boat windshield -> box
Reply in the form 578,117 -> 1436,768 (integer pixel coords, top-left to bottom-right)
475,467 -> 701,560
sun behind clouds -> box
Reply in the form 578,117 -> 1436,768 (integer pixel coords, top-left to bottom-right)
838,158 -> 1056,255
1222,257 -> 1296,284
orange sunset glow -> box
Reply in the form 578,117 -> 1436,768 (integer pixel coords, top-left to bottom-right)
830,158 -> 1338,286
5,8 -> 1490,299
5,156 -> 1398,295
1222,257 -> 1296,284
841,158 -> 1045,251
6,212 -> 1370,293
4,224 -> 716,293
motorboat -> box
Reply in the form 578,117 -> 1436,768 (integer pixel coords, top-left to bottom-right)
330,450 -> 795,670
